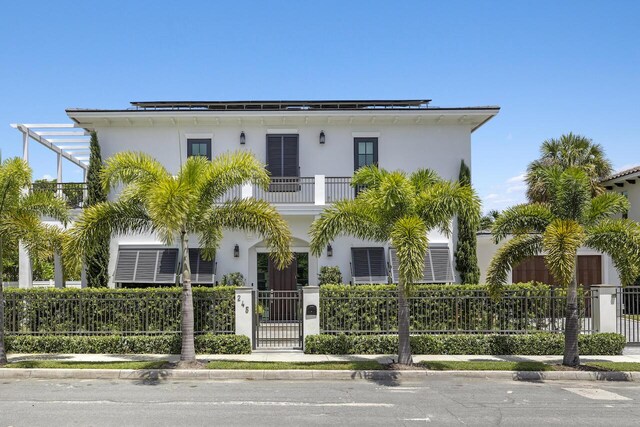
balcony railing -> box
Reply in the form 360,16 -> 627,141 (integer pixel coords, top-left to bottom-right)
31,182 -> 87,209
215,176 -> 355,205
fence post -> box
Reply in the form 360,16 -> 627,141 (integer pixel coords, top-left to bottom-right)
235,287 -> 254,348
592,284 -> 617,333
302,286 -> 320,350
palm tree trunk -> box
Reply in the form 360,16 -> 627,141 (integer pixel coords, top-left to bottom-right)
397,279 -> 413,365
0,237 -> 7,365
563,275 -> 580,367
180,231 -> 196,362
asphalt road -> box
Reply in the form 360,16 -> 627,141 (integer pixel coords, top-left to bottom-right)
2,377 -> 640,426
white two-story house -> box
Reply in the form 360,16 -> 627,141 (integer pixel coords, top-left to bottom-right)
14,100 -> 499,290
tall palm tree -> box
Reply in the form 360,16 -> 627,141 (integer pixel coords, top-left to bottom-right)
310,166 -> 480,365
526,133 -> 613,202
0,158 -> 69,365
66,151 -> 292,365
487,167 -> 640,366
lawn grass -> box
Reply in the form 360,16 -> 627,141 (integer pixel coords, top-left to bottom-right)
5,361 -> 168,369
418,361 -> 553,371
583,362 -> 640,372
206,360 -> 385,370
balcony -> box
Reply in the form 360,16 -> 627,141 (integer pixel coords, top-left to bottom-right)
218,176 -> 355,206
31,182 -> 87,209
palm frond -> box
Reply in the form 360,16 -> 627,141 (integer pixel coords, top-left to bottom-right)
65,200 -> 154,268
208,198 -> 292,269
410,169 -> 443,192
101,151 -> 169,193
585,219 -> 640,285
0,158 -> 32,214
552,167 -> 591,221
542,219 -> 585,287
583,192 -> 630,225
416,181 -> 481,234
309,199 -> 386,256
351,165 -> 386,188
199,151 -> 271,203
146,176 -> 195,241
486,234 -> 543,296
18,190 -> 69,225
491,203 -> 553,243
390,216 -> 428,287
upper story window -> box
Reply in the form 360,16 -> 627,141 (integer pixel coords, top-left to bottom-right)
187,138 -> 211,160
354,137 -> 378,171
266,134 -> 299,177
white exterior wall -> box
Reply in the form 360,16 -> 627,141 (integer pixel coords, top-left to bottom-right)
91,119 -> 471,288
608,182 -> 640,222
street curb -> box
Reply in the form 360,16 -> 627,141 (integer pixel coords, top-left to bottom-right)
0,369 -> 636,381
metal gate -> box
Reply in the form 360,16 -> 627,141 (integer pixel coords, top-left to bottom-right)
617,286 -> 640,344
254,290 -> 303,349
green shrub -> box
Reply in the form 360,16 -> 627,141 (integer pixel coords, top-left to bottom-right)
318,266 -> 343,285
319,283 -> 588,334
304,333 -> 625,356
3,287 -> 236,335
220,272 -> 245,287
5,334 -> 251,354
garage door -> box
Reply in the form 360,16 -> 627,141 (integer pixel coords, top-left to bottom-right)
512,255 -> 602,287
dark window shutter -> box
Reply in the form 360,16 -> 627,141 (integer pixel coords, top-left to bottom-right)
114,249 -> 137,282
351,248 -> 370,277
115,247 -> 178,284
282,136 -> 299,177
155,249 -> 179,283
266,136 -> 283,176
368,247 -> 386,276
188,248 -> 216,284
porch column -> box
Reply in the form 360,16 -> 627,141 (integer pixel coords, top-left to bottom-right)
302,286 -> 320,350
57,153 -> 63,198
53,252 -> 64,289
314,175 -> 325,205
592,284 -> 617,333
235,287 -> 254,348
18,243 -> 33,288
80,265 -> 87,288
22,131 -> 29,162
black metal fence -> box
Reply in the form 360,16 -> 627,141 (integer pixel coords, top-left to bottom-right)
320,288 -> 596,335
4,291 -> 235,335
325,177 -> 354,202
617,286 -> 640,343
254,290 -> 303,349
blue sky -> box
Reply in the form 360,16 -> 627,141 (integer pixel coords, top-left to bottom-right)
1,0 -> 638,213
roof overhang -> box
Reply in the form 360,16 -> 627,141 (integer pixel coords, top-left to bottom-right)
67,106 -> 500,133
600,166 -> 640,190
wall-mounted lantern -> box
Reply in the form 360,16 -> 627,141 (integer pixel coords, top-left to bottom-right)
319,130 -> 325,144
240,131 -> 246,145
327,243 -> 333,257
234,244 -> 240,258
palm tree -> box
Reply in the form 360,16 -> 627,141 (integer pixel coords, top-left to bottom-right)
487,167 -> 640,366
526,133 -> 613,202
66,151 -> 292,365
480,210 -> 500,231
0,158 -> 69,365
310,166 -> 480,365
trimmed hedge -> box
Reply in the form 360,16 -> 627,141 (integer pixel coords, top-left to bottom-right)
5,334 -> 251,354
3,286 -> 236,335
304,333 -> 626,356
320,283 -> 589,334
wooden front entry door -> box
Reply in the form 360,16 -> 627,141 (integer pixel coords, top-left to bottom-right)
267,256 -> 298,321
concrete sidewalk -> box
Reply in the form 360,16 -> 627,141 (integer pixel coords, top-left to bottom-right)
7,352 -> 640,364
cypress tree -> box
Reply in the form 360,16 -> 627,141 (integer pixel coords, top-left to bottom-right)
454,160 -> 480,284
85,131 -> 110,287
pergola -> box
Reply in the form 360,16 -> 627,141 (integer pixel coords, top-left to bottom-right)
10,123 -> 90,185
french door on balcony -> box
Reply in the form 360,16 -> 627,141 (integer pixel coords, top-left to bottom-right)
354,137 -> 378,195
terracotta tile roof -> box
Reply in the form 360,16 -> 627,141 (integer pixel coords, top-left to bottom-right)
601,165 -> 640,182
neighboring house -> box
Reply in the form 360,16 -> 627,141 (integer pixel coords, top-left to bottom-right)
13,99 -> 499,289
601,165 -> 640,222
476,167 -> 640,288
